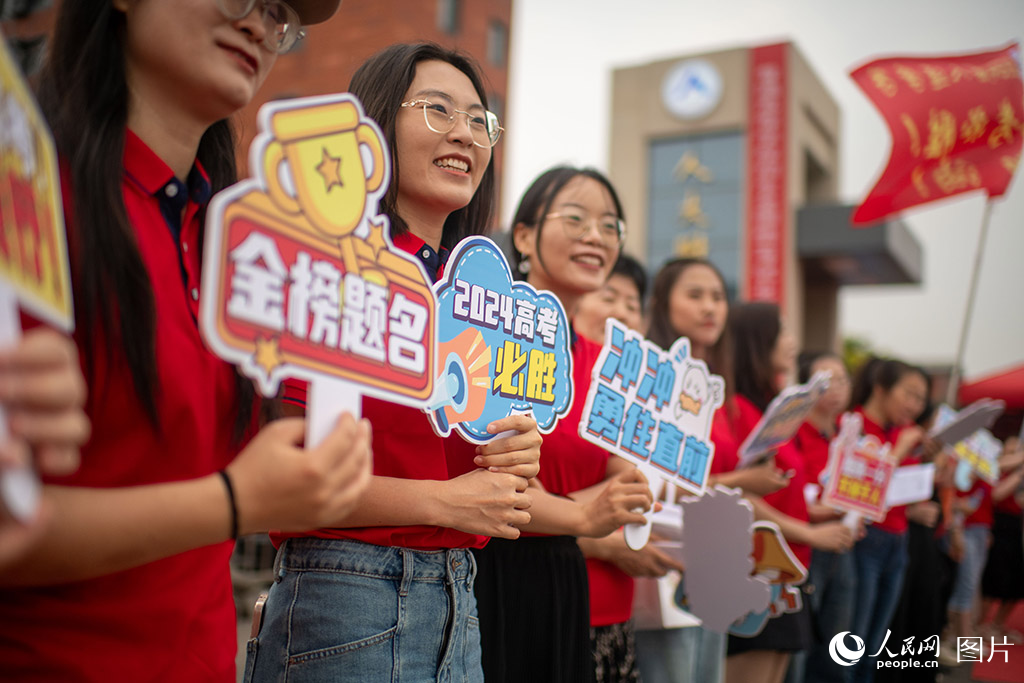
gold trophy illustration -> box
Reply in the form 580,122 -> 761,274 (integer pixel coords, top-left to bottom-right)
201,94 -> 436,445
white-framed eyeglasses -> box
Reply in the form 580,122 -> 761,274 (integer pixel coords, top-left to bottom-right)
546,211 -> 626,246
400,99 -> 504,149
216,0 -> 305,54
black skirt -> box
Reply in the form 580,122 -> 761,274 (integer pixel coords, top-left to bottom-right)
472,536 -> 595,683
982,511 -> 1024,601
726,585 -> 814,655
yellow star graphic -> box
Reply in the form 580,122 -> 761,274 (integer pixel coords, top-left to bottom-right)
366,217 -> 389,258
316,147 -> 343,192
253,336 -> 283,378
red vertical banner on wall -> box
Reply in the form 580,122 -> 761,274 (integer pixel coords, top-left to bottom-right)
745,43 -> 789,307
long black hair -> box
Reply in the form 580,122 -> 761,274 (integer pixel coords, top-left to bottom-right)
728,301 -> 782,413
507,165 -> 625,280
36,1 -> 253,438
646,257 -> 733,394
348,42 -> 497,249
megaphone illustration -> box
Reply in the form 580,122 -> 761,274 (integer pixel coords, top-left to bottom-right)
427,328 -> 491,433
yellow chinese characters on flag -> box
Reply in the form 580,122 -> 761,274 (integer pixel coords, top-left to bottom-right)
0,35 -> 73,331
851,43 -> 1023,225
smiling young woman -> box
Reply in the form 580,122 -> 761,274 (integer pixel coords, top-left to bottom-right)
463,166 -> 659,683
247,44 -> 541,683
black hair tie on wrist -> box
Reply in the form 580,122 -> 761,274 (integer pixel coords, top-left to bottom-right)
218,470 -> 239,540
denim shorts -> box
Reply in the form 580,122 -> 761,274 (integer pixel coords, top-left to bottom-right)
245,537 -> 483,683
947,525 -> 990,612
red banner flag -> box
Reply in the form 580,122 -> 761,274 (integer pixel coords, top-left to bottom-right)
851,43 -> 1023,225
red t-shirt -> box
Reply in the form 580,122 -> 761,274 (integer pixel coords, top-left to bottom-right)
994,475 -> 1023,516
273,232 -> 487,551
709,396 -> 760,476
959,479 -> 994,528
795,421 -> 832,486
727,395 -> 813,566
0,131 -> 244,681
854,407 -> 919,534
544,334 -> 631,627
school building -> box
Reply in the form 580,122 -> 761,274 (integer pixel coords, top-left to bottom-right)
608,41 -> 923,353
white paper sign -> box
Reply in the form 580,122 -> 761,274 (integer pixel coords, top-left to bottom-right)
884,463 -> 935,507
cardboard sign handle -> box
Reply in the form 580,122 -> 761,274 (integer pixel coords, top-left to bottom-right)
0,282 -> 40,522
624,463 -> 660,550
841,510 -> 861,532
306,376 -> 362,449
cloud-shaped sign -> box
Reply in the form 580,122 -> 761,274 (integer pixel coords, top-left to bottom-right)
428,237 -> 573,443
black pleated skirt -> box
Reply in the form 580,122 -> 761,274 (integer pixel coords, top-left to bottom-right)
727,585 -> 814,655
982,511 -> 1024,601
472,536 -> 595,683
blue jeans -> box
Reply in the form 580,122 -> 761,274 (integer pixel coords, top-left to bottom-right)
245,537 -> 483,683
851,526 -> 909,683
804,549 -> 857,683
947,525 -> 990,612
635,626 -> 725,683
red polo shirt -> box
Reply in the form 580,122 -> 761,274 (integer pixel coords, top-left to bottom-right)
273,232 -> 487,551
0,131 -> 245,681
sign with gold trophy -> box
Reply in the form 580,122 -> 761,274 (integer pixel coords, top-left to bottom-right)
201,94 -> 436,445
0,31 -> 75,523
0,33 -> 73,333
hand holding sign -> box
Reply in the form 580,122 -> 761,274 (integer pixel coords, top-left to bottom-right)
579,319 -> 725,549
0,36 -> 78,523
737,371 -> 831,468
427,236 -> 573,443
820,413 -> 896,524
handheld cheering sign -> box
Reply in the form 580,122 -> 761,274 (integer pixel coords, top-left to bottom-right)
0,34 -> 75,522
427,237 -> 573,443
200,94 -> 436,446
579,319 -> 725,549
737,370 -> 831,468
819,412 -> 896,524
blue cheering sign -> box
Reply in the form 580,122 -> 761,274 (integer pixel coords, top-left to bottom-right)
580,319 -> 725,496
427,237 -> 573,443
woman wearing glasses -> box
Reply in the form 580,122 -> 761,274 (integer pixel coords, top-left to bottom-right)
246,43 -> 542,683
464,166 -> 656,683
0,1 -> 375,681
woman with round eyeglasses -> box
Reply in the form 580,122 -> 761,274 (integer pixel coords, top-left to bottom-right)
400,97 -> 504,149
0,1 -> 375,681
463,166 -> 657,683
247,43 -> 541,683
